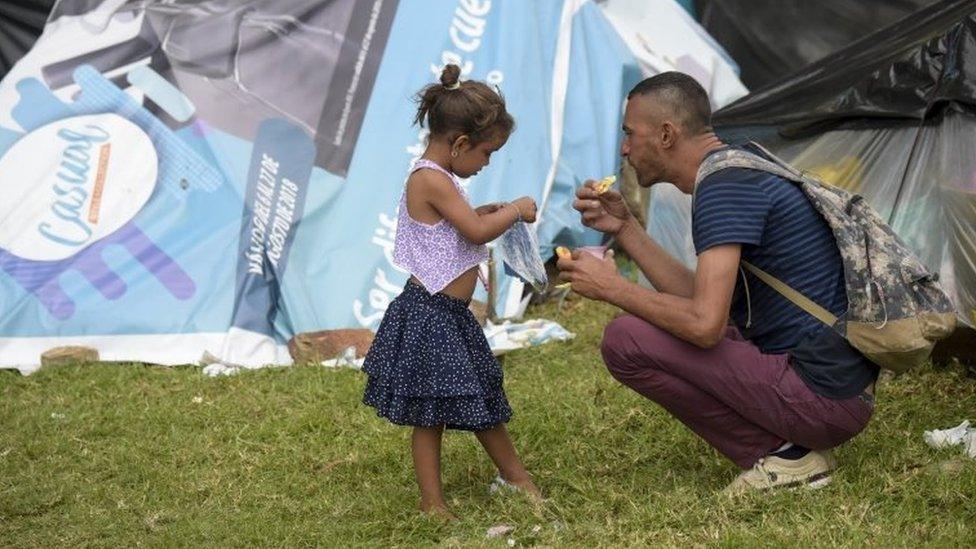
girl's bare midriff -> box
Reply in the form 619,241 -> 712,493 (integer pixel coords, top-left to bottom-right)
410,265 -> 479,302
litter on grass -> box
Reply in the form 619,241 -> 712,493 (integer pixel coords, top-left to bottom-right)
923,420 -> 976,459
484,319 -> 575,356
202,318 -> 575,376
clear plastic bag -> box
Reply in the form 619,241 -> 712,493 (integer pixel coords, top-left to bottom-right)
498,222 -> 548,291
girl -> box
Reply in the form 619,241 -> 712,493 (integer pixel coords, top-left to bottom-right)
362,64 -> 541,519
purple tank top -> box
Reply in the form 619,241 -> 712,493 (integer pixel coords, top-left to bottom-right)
393,159 -> 489,294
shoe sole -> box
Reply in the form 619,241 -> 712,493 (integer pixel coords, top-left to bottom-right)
804,473 -> 832,490
727,472 -> 832,496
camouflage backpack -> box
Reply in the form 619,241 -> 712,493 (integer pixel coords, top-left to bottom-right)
696,142 -> 957,373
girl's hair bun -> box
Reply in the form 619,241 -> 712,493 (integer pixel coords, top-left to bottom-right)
440,64 -> 461,88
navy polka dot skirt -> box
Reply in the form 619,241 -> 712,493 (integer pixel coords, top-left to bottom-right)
362,281 -> 512,431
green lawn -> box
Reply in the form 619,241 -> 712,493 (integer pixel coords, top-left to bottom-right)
1,296 -> 974,547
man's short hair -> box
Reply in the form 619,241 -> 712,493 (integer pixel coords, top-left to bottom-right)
627,72 -> 712,134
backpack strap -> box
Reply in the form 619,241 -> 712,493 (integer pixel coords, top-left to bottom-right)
744,141 -> 802,176
695,141 -> 806,186
741,261 -> 838,327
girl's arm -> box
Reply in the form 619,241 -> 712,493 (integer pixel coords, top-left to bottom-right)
412,170 -> 534,245
474,203 -> 503,216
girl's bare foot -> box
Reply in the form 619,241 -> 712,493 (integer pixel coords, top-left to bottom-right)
475,424 -> 542,502
506,477 -> 544,501
420,501 -> 458,521
492,474 -> 544,502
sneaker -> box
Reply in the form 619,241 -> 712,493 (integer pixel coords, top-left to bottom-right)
723,450 -> 836,495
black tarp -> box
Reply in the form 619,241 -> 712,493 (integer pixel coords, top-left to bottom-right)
713,0 -> 976,130
703,0 -> 976,366
695,0 -> 941,90
0,0 -> 55,79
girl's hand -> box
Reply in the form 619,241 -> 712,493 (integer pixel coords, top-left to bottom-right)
511,196 -> 538,223
475,203 -> 504,216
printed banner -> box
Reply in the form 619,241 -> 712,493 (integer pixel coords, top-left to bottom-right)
0,0 -> 745,372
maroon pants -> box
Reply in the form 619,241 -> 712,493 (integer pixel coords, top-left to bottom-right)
601,315 -> 873,469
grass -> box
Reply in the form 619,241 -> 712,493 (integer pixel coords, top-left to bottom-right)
1,295 -> 975,547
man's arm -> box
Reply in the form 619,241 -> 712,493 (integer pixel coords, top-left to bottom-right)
558,243 -> 740,348
615,216 -> 696,298
573,183 -> 694,297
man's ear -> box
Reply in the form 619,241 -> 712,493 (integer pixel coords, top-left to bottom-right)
660,121 -> 678,149
451,134 -> 472,154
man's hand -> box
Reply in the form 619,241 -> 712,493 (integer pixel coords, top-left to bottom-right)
573,182 -> 632,236
556,248 -> 621,300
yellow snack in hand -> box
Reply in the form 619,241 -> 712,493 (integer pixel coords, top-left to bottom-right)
594,174 -> 617,194
555,246 -> 571,260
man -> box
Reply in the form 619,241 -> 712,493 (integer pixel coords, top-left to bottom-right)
557,72 -> 878,493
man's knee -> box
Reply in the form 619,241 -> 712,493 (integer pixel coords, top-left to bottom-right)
601,314 -> 664,379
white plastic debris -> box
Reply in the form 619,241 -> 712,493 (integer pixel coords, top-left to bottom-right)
202,362 -> 240,377
320,346 -> 364,369
924,420 -> 976,459
200,351 -> 242,377
486,524 -> 515,538
484,319 -> 574,356
923,420 -> 971,448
